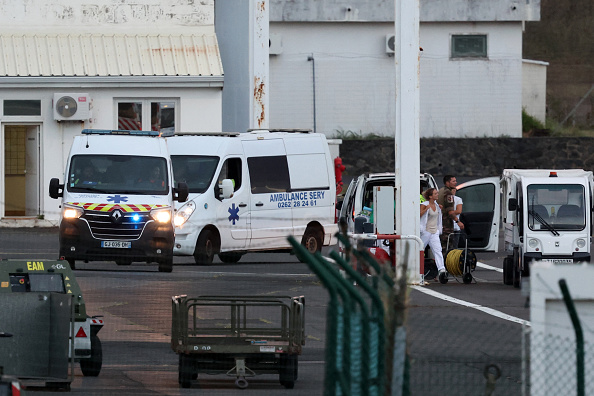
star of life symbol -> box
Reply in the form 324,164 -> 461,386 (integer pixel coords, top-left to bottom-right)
228,203 -> 240,225
107,195 -> 128,204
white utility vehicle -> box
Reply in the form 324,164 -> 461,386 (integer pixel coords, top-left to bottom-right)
457,169 -> 593,287
168,130 -> 338,264
49,129 -> 188,272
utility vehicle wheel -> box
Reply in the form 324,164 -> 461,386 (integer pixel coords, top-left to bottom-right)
194,230 -> 217,265
158,257 -> 173,273
503,257 -> 513,285
80,335 -> 102,376
513,248 -> 521,288
179,354 -> 194,388
302,228 -> 323,255
218,252 -> 243,264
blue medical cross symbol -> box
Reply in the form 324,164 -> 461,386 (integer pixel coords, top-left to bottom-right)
107,195 -> 128,204
228,204 -> 240,225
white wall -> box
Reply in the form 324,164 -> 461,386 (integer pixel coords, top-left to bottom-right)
522,60 -> 548,124
0,0 -> 213,32
270,21 -> 525,138
270,22 -> 397,136
420,22 -> 523,137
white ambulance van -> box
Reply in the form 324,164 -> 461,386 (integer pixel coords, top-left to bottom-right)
49,129 -> 188,272
168,129 -> 338,264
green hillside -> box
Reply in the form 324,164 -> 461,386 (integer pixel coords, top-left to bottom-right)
523,0 -> 594,127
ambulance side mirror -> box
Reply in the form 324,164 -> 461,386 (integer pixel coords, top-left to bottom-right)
49,178 -> 63,199
220,179 -> 234,200
175,182 -> 189,203
508,198 -> 518,211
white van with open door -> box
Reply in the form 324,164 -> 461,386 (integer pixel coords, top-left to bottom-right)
168,130 -> 338,264
457,169 -> 593,288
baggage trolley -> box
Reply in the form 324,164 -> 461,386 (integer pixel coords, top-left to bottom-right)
171,295 -> 305,389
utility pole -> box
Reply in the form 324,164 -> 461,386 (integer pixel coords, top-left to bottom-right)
394,0 -> 421,283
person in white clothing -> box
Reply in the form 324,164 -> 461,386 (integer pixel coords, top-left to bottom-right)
451,188 -> 465,249
420,188 -> 446,277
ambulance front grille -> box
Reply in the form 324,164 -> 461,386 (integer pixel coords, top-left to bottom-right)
83,210 -> 151,240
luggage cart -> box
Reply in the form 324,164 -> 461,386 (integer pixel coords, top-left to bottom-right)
171,295 -> 305,389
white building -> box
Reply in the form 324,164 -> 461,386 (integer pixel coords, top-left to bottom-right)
0,0 -> 223,224
268,0 -> 545,138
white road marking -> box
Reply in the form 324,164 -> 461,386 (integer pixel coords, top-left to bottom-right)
411,285 -> 530,326
476,261 -> 503,273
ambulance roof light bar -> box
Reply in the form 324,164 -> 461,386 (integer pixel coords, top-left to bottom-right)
81,129 -> 174,137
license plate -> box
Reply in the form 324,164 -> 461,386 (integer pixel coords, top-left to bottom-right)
101,241 -> 131,249
541,258 -> 574,264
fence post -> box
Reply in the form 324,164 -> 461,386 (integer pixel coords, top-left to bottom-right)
558,279 -> 584,396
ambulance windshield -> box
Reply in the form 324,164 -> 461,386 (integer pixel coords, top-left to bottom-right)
171,155 -> 219,194
527,184 -> 586,231
67,155 -> 169,195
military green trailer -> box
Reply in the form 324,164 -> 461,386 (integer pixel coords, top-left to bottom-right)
0,260 -> 103,389
171,295 -> 305,389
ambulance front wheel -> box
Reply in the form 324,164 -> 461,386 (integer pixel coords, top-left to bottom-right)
194,230 -> 218,265
158,257 -> 173,273
80,335 -> 102,377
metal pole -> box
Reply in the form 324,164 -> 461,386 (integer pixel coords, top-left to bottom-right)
558,279 -> 584,396
307,54 -> 317,133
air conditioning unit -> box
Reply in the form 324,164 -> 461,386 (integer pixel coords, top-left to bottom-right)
385,35 -> 395,54
53,93 -> 91,121
269,33 -> 283,55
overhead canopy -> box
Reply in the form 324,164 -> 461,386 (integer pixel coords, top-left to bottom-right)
0,33 -> 223,77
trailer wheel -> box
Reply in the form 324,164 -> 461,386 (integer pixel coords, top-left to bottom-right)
194,230 -> 217,265
503,257 -> 513,285
279,354 -> 298,389
218,252 -> 243,264
179,354 -> 194,388
80,335 -> 102,376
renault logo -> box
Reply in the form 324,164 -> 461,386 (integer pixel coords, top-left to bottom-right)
111,209 -> 124,224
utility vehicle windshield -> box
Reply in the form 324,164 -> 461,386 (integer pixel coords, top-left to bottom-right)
527,184 -> 586,231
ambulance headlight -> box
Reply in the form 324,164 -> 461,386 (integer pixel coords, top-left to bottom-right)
174,202 -> 195,227
577,239 -> 587,249
528,238 -> 539,249
150,208 -> 172,224
63,204 -> 84,219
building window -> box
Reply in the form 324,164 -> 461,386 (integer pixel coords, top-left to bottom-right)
116,100 -> 176,132
451,35 -> 487,59
3,100 -> 41,116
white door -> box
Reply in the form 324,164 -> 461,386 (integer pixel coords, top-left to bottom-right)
242,139 -> 293,248
456,177 -> 500,252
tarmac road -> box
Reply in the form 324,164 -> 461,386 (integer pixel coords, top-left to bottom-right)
0,228 -> 532,395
